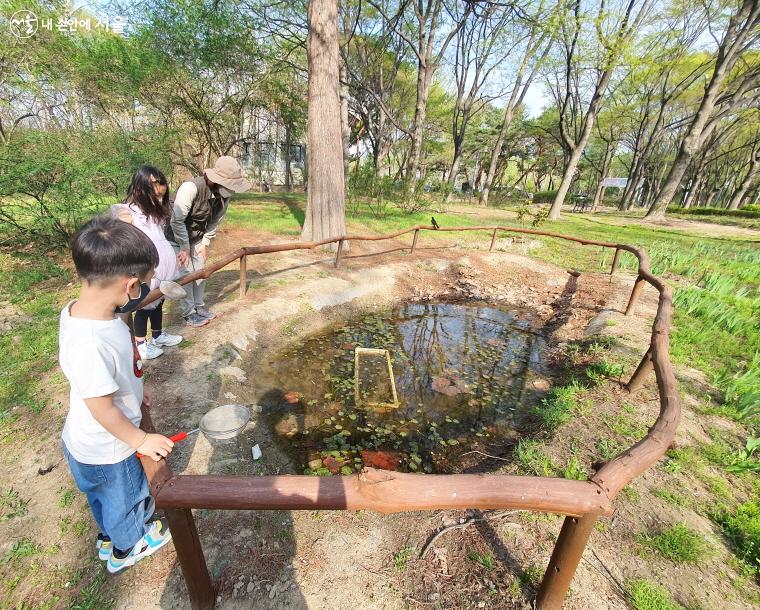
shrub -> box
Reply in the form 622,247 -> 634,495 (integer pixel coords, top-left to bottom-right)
531,190 -> 558,203
0,127 -> 174,244
674,207 -> 760,219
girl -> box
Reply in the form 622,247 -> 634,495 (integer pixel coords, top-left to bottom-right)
113,166 -> 183,360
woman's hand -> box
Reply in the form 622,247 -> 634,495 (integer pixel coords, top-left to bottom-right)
136,433 -> 174,462
177,250 -> 190,267
195,244 -> 207,259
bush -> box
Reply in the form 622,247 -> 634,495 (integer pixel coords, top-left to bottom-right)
674,207 -> 760,219
0,127 -> 174,244
347,164 -> 400,218
532,190 -> 558,203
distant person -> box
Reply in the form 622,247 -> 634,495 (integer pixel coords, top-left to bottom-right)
165,156 -> 251,327
60,216 -> 174,573
113,166 -> 183,360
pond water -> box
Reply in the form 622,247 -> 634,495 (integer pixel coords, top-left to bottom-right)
252,302 -> 547,475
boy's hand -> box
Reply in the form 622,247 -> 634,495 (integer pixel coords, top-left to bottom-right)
136,433 -> 174,462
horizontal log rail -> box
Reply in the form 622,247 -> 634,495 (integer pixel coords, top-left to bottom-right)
138,224 -> 680,610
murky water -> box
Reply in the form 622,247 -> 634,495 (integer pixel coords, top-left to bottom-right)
251,302 -> 546,474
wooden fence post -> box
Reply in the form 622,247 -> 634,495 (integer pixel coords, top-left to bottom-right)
610,248 -> 620,275
239,255 -> 247,298
625,276 -> 646,316
165,507 -> 215,610
536,514 -> 598,610
334,239 -> 344,268
489,229 -> 498,252
625,347 -> 654,393
411,229 -> 420,253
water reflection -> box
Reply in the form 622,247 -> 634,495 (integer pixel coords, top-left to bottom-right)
253,302 -> 545,474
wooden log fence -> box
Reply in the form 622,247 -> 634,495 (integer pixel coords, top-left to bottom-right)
137,225 -> 679,610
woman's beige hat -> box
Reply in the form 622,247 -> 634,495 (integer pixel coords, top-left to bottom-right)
204,156 -> 252,193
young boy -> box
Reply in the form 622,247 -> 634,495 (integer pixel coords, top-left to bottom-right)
60,216 -> 175,573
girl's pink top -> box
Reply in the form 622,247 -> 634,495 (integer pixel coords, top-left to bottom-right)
112,203 -> 180,309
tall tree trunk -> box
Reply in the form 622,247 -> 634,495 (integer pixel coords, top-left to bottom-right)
284,124 -> 292,192
479,38 -> 548,207
301,0 -> 347,246
646,0 -> 760,219
340,60 -> 351,194
403,69 -> 431,200
728,149 -> 760,209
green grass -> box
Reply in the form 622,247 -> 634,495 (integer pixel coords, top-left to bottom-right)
393,545 -> 414,572
626,579 -> 685,610
653,488 -> 688,507
711,501 -> 760,574
637,523 -> 711,564
530,381 -> 588,432
514,439 -> 556,477
561,456 -> 588,480
0,488 -> 29,521
0,251 -> 73,430
468,551 -> 496,570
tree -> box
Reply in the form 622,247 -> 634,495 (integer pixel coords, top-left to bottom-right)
368,0 -> 472,202
445,6 -> 512,198
646,0 -> 760,219
479,0 -> 553,206
301,0 -> 347,245
546,0 -> 653,220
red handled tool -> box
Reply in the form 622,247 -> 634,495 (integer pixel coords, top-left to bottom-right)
136,428 -> 200,458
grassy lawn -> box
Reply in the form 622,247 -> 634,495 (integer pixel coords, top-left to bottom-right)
0,192 -> 757,607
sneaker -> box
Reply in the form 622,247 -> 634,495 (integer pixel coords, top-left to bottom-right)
96,533 -> 112,561
137,340 -> 163,360
152,332 -> 183,347
106,518 -> 172,574
195,306 -> 218,321
183,313 -> 210,328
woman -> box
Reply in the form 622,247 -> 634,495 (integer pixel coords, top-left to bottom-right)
113,166 -> 183,360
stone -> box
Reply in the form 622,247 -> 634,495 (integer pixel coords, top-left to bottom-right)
360,450 -> 401,471
322,455 -> 347,474
431,376 -> 469,396
247,582 -> 255,594
218,366 -> 246,383
224,392 -> 238,401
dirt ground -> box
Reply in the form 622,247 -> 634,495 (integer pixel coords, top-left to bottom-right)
1,222 -> 757,610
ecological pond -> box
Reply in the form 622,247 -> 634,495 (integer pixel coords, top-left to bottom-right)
252,302 -> 549,475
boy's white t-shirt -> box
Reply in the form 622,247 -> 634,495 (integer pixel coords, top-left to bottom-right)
59,303 -> 144,464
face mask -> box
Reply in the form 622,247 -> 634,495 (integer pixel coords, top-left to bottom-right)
217,186 -> 234,199
115,282 -> 151,314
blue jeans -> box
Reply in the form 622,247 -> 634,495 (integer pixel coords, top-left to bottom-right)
63,445 -> 153,551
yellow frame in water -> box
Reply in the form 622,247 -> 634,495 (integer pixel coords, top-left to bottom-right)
353,347 -> 400,409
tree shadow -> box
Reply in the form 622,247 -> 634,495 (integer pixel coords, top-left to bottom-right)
278,194 -> 305,228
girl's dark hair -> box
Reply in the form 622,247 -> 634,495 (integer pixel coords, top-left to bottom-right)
71,215 -> 159,284
125,165 -> 171,225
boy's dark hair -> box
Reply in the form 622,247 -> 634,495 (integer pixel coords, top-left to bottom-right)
71,215 -> 159,284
